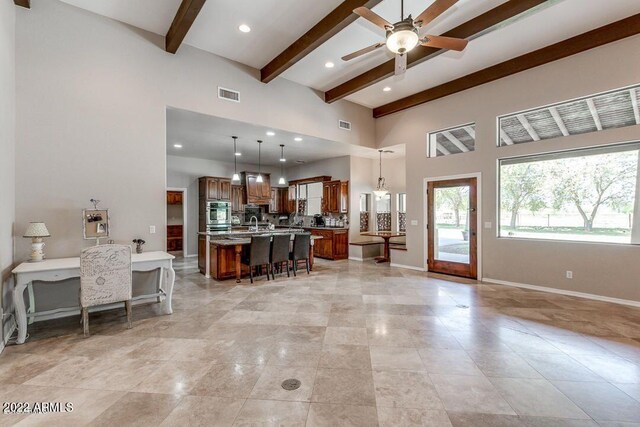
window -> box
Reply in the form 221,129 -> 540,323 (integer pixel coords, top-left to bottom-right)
376,193 -> 392,231
428,123 -> 476,157
498,141 -> 640,244
397,193 -> 406,232
499,84 -> 640,146
359,193 -> 371,232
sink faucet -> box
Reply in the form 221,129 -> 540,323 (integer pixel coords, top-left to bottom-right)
249,216 -> 258,232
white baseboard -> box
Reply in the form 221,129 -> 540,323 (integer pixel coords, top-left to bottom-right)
390,263 -> 427,272
348,256 -> 378,262
483,277 -> 640,308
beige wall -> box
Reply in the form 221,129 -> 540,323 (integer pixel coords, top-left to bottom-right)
14,0 -> 375,261
286,156 -> 351,183
377,35 -> 640,302
1,0 -> 16,342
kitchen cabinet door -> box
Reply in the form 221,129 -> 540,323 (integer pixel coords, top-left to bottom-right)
207,178 -> 219,200
340,181 -> 349,213
260,175 -> 271,199
329,182 -> 340,213
219,179 -> 231,201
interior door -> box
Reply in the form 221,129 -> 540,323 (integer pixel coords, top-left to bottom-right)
427,177 -> 477,279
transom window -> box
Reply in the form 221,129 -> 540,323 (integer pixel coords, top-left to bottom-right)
499,84 -> 640,146
428,123 -> 476,157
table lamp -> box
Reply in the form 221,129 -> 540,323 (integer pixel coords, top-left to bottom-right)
23,222 -> 50,262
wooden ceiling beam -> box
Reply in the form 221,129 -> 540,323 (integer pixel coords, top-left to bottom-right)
373,13 -> 640,118
14,0 -> 30,8
165,0 -> 207,54
325,0 -> 550,103
260,0 -> 384,83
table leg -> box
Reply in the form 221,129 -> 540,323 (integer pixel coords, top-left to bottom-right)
375,237 -> 391,263
235,244 -> 242,283
13,280 -> 28,344
309,240 -> 314,271
161,261 -> 175,315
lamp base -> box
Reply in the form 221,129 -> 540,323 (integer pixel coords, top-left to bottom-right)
30,240 -> 46,262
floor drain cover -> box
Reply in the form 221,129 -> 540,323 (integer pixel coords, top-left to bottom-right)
281,379 -> 301,390
456,304 -> 469,309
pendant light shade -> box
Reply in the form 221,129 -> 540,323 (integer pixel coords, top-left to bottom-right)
231,136 -> 240,182
256,140 -> 263,183
373,149 -> 389,199
278,144 -> 286,185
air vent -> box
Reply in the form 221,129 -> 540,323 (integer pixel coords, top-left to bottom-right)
218,87 -> 240,103
338,120 -> 352,131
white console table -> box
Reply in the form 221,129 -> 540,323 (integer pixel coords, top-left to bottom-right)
11,251 -> 175,344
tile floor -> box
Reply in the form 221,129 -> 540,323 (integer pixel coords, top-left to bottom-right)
2,257 -> 640,426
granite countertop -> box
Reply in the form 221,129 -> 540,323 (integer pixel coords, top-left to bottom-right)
304,226 -> 350,230
208,234 -> 323,246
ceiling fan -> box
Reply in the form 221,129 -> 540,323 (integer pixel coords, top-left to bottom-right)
342,0 -> 468,75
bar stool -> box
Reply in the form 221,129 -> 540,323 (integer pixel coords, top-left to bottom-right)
289,233 -> 311,276
270,233 -> 291,279
241,235 -> 272,283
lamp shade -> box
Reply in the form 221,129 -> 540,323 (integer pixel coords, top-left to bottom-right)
23,222 -> 50,238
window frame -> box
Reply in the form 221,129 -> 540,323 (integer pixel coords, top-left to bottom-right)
427,122 -> 476,158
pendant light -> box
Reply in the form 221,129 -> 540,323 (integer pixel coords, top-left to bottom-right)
231,136 -> 240,182
256,140 -> 263,183
278,144 -> 286,185
373,149 -> 389,199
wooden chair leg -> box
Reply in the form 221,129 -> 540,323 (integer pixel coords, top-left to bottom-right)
286,261 -> 290,277
250,267 -> 254,284
82,307 -> 89,338
293,259 -> 297,277
306,259 -> 310,274
266,264 -> 270,281
125,300 -> 132,329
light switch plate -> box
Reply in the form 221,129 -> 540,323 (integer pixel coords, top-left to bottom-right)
149,225 -> 156,234
484,222 -> 492,229
410,220 -> 418,226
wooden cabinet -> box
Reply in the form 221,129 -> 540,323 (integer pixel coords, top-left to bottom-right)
307,228 -> 348,260
166,191 -> 183,205
231,185 -> 245,213
288,185 -> 297,214
197,238 -> 249,279
198,235 -> 206,273
242,172 -> 271,205
322,180 -> 349,214
340,181 -> 349,213
199,177 -> 231,201
167,225 -> 183,252
269,187 -> 291,214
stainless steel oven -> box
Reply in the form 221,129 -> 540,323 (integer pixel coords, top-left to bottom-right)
206,201 -> 231,231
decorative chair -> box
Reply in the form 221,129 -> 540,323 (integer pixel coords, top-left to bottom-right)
270,233 -> 291,279
79,244 -> 133,337
289,233 -> 311,276
242,235 -> 272,283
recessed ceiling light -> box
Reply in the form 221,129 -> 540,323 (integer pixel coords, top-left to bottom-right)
266,131 -> 275,136
235,152 -> 242,156
383,86 -> 391,92
325,61 -> 335,68
238,24 -> 251,33
280,158 -> 286,162
173,144 -> 182,148
294,137 -> 303,142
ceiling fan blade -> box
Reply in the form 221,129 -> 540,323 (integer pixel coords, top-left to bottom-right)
353,7 -> 393,30
421,35 -> 468,51
414,0 -> 458,28
395,53 -> 407,76
341,42 -> 386,61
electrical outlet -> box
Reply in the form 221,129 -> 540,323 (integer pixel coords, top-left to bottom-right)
149,225 -> 156,234
566,271 -> 573,279
410,220 -> 418,226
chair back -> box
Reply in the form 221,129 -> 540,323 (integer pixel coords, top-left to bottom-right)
80,244 -> 132,308
271,234 -> 291,264
249,235 -> 271,266
292,233 -> 311,261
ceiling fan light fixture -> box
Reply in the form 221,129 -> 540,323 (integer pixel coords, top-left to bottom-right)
386,25 -> 419,54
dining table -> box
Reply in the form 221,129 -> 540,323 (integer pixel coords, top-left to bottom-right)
361,231 -> 406,263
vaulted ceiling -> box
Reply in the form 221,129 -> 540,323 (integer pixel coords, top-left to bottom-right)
56,0 -> 640,113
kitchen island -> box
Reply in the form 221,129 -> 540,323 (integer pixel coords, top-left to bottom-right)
198,230 -> 322,282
